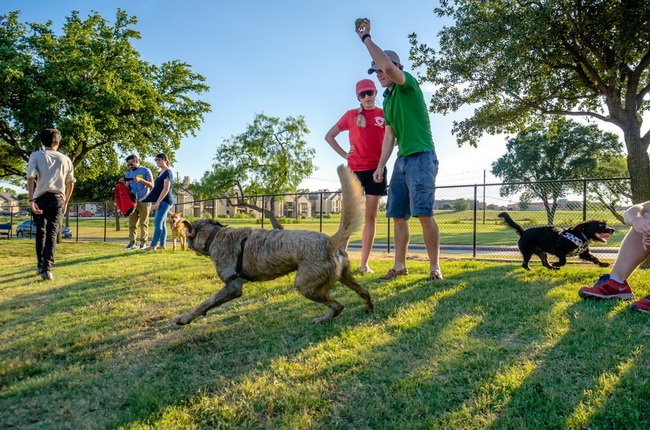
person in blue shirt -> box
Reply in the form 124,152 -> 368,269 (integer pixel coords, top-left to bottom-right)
140,153 -> 174,251
122,154 -> 153,250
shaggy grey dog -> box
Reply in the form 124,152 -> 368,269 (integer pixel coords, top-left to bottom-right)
174,165 -> 374,325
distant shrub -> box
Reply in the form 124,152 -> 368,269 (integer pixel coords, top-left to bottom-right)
278,217 -> 301,224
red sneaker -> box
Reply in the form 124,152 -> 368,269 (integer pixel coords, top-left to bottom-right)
578,278 -> 633,300
630,295 -> 650,314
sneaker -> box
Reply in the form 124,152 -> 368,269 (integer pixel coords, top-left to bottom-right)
41,271 -> 55,281
139,243 -> 147,250
578,277 -> 633,300
36,266 -> 42,275
125,243 -> 137,250
379,268 -> 408,281
630,295 -> 650,314
359,266 -> 375,275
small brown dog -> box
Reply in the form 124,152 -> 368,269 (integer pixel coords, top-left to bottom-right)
174,165 -> 373,325
169,212 -> 187,251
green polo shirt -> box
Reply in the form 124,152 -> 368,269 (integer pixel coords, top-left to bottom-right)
382,71 -> 435,157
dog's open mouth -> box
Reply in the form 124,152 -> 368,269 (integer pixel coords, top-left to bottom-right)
594,232 -> 611,243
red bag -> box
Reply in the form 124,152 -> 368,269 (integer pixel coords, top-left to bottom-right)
114,182 -> 136,216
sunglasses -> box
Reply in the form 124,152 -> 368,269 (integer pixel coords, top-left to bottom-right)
358,90 -> 375,98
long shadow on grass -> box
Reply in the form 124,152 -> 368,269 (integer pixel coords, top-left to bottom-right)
486,299 -> 650,429
0,253 -> 384,428
265,265 -> 565,429
127,264 -> 566,428
8,257 -> 643,429
0,248 -> 129,288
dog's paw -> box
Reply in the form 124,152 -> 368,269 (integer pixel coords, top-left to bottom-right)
174,315 -> 191,326
598,262 -> 611,267
550,266 -> 560,270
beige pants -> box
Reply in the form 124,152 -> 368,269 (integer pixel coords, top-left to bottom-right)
128,202 -> 151,245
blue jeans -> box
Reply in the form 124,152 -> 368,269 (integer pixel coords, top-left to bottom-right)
386,150 -> 438,220
150,201 -> 171,247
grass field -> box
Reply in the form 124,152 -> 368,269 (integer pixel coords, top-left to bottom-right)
1,240 -> 649,429
1,209 -> 630,250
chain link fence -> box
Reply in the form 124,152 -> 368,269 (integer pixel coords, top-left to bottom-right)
1,178 -> 631,265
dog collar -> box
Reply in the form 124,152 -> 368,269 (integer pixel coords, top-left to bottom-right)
202,223 -> 222,256
562,231 -> 589,253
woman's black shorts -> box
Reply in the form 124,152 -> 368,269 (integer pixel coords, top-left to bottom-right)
354,167 -> 388,196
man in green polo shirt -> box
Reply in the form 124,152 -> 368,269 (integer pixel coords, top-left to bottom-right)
355,18 -> 442,281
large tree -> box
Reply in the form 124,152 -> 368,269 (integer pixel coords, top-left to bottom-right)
491,119 -> 621,224
193,114 -> 316,229
410,0 -> 649,202
0,9 -> 210,184
586,154 -> 631,223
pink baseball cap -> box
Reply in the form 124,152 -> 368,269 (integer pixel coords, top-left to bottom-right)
356,79 -> 376,95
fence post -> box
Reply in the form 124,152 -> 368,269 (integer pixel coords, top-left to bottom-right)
387,216 -> 391,253
319,192 -> 323,233
103,201 -> 107,242
75,203 -> 79,242
473,184 -> 478,259
261,195 -> 265,229
582,179 -> 587,221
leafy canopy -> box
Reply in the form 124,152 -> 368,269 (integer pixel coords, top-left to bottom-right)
195,114 -> 315,199
410,0 -> 649,201
410,0 -> 649,145
0,9 -> 210,184
491,118 -> 621,223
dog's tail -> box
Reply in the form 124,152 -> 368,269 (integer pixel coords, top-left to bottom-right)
330,165 -> 364,251
498,212 -> 525,236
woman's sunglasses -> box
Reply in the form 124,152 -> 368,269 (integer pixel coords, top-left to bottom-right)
358,90 -> 375,98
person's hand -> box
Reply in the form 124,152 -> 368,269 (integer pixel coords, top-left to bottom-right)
30,201 -> 43,215
133,176 -> 140,183
373,165 -> 384,183
355,18 -> 371,39
632,217 -> 650,236
153,203 -> 160,210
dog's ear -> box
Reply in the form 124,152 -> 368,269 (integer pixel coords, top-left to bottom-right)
182,219 -> 196,238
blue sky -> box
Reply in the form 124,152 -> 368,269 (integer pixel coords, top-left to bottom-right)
2,0 -> 622,194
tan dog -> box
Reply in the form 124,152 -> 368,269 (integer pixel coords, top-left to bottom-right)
174,165 -> 373,325
169,212 -> 187,251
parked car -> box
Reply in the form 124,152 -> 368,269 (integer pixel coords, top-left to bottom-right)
16,220 -> 73,239
94,211 -> 105,217
79,211 -> 94,217
69,211 -> 77,217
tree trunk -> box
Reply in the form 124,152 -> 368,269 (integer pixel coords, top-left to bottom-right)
542,197 -> 557,225
623,120 -> 650,204
235,201 -> 284,230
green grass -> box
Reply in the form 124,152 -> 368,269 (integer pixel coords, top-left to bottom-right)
1,241 -> 649,429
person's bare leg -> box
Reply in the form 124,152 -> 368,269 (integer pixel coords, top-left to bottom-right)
360,195 -> 381,269
611,225 -> 650,281
393,218 -> 409,271
419,215 -> 440,272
